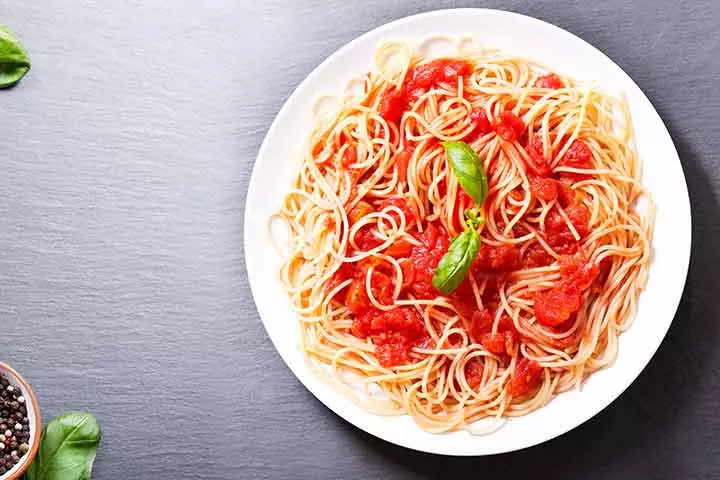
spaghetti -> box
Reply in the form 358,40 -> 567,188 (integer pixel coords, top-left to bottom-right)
274,38 -> 653,433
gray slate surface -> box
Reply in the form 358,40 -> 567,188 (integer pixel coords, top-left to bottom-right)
1,1 -> 719,479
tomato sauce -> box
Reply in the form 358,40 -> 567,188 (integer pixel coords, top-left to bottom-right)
345,267 -> 394,315
405,58 -> 473,101
352,307 -> 427,367
556,181 -> 577,207
464,358 -> 484,388
354,226 -> 384,251
534,251 -> 599,327
378,58 -> 474,125
510,357 -> 543,396
523,243 -> 555,268
561,140 -> 593,169
529,176 -> 558,202
493,111 -> 525,142
408,224 -> 449,298
465,108 -> 493,142
525,135 -> 552,177
378,88 -> 406,124
470,308 -> 518,356
559,140 -> 594,180
543,201 -> 591,255
472,244 -> 520,272
534,73 -> 563,89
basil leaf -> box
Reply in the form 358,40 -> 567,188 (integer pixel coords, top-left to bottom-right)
432,229 -> 480,295
442,140 -> 489,207
25,412 -> 101,480
0,24 -> 31,89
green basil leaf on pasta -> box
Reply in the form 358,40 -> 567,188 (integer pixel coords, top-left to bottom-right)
0,24 -> 31,89
442,140 -> 488,207
431,228 -> 480,295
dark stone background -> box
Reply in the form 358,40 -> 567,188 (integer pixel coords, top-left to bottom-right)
1,1 -> 718,478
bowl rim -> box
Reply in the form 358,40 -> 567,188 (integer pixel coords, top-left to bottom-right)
0,362 -> 41,480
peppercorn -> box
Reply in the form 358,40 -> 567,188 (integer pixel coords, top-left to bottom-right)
0,374 -> 31,474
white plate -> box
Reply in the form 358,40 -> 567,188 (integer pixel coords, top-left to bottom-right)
244,9 -> 691,455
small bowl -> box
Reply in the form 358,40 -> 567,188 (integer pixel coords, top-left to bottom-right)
0,363 -> 41,480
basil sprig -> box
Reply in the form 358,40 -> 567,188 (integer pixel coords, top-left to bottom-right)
431,141 -> 488,295
0,24 -> 31,89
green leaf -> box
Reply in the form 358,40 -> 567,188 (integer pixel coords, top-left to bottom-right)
25,412 -> 101,480
431,229 -> 480,295
0,24 -> 31,89
442,140 -> 489,207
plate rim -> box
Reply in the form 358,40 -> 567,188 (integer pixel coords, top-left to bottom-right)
244,7 -> 692,456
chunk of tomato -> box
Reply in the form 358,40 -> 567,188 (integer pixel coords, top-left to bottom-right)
510,358 -> 543,396
559,252 -> 599,294
465,108 -> 493,142
565,203 -> 591,238
534,286 -> 582,326
368,307 -> 427,367
409,224 -> 449,298
525,135 -> 552,177
325,262 -> 354,296
471,309 -> 518,356
384,238 -> 414,257
529,176 -> 558,202
354,226 -> 383,251
561,140 -> 593,169
346,279 -> 371,315
472,244 -> 520,272
556,181 -> 577,208
405,58 -> 473,101
464,358 -> 484,388
523,243 -> 555,268
534,73 -> 563,89
378,88 -> 407,124
493,111 -> 525,142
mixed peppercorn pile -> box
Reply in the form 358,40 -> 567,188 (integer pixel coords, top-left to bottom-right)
0,374 -> 31,476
